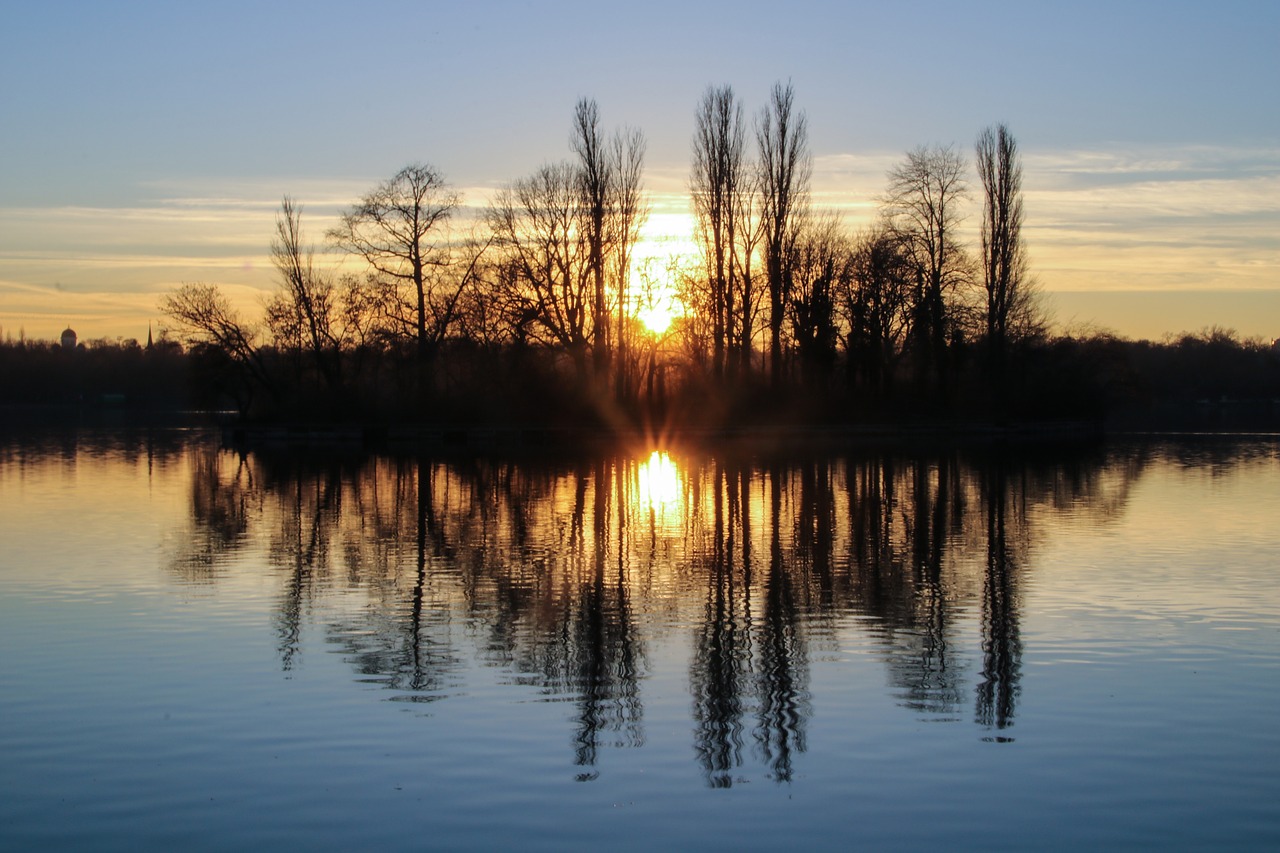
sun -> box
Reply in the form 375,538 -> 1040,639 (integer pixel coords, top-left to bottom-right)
628,211 -> 694,336
639,303 -> 674,335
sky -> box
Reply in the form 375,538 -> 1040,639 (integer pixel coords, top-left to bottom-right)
1,0 -> 1277,344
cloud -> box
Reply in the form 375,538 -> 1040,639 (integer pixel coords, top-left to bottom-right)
1017,144 -> 1280,296
1,142 -> 1277,341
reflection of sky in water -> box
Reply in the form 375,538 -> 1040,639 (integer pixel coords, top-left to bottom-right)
1,435 -> 1279,850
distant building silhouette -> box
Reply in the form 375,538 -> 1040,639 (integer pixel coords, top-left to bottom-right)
61,327 -> 77,350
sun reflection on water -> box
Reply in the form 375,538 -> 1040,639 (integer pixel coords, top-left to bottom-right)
635,450 -> 681,515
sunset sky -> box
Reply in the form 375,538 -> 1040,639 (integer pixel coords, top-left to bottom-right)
1,0 -> 1276,344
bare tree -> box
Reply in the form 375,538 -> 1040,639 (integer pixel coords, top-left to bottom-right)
328,164 -> 461,361
843,225 -> 915,396
884,145 -> 969,390
571,99 -> 649,392
488,162 -> 594,375
757,81 -> 812,386
691,85 -> 750,381
265,196 -> 339,384
490,103 -> 648,390
609,125 -> 649,398
160,282 -> 273,411
976,124 -> 1041,369
788,212 -> 849,390
161,283 -> 261,370
572,98 -> 613,379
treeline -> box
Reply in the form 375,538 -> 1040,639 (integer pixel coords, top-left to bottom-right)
3,327 -> 1276,429
0,336 -> 188,412
118,84 -> 1277,429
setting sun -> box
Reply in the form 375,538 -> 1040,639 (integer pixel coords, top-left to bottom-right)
638,303 -> 674,334
629,211 -> 695,336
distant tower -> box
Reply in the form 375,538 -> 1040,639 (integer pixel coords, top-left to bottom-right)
146,323 -> 154,350
61,326 -> 77,350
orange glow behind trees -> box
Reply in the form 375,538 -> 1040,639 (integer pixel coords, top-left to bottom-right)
143,83 -> 1280,431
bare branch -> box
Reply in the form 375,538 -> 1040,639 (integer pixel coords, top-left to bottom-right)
328,164 -> 460,359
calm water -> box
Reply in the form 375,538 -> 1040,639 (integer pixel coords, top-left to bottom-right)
2,431 -> 1278,851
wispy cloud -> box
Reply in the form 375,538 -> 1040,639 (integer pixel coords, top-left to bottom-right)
1018,143 -> 1280,297
2,142 -> 1277,340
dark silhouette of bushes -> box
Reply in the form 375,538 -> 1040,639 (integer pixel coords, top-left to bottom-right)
0,338 -> 187,414
6,327 -> 1277,433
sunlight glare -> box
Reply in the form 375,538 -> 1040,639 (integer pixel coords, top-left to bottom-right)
629,212 -> 695,336
639,304 -> 673,335
636,451 -> 681,514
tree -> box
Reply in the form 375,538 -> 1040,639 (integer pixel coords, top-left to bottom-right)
328,164 -> 461,361
843,225 -> 915,397
609,125 -> 649,399
265,196 -> 339,385
884,145 -> 969,391
159,282 -> 273,413
572,98 -> 613,380
571,98 -> 649,392
757,81 -> 811,386
489,103 -> 648,390
976,124 -> 1041,376
488,162 -> 594,374
788,212 -> 849,392
691,85 -> 749,381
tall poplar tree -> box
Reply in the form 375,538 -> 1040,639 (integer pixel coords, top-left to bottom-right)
757,82 -> 811,387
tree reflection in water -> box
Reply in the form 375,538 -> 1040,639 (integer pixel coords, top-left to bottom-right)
691,462 -> 750,788
977,459 -> 1023,732
171,441 -> 1139,781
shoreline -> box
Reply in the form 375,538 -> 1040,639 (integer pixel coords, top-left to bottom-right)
5,405 -> 1279,454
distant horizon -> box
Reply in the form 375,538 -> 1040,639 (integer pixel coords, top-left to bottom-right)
9,285 -> 1279,348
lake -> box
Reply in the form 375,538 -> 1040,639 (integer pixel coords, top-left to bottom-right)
2,430 -> 1278,851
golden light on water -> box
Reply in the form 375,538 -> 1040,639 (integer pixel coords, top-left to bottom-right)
635,451 -> 681,513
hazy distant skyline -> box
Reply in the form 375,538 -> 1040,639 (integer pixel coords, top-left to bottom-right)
2,0 -> 1276,342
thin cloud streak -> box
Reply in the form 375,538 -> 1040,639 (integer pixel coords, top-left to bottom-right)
1,142 -> 1277,341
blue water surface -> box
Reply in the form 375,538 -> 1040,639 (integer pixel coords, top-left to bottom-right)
1,432 -> 1277,851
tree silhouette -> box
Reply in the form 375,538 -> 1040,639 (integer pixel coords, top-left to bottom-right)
691,85 -> 753,382
159,282 -> 274,414
884,145 -> 969,395
609,125 -> 649,400
132,89 -> 1280,430
265,196 -> 340,388
788,212 -> 848,395
328,163 -> 462,363
757,81 -> 812,387
489,105 -> 648,396
976,124 -> 1043,409
488,161 -> 595,377
573,99 -> 614,383
842,225 -> 914,400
